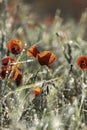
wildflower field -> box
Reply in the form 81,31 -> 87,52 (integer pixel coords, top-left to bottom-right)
0,1 -> 87,130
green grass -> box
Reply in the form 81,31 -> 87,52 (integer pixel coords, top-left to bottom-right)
0,1 -> 87,130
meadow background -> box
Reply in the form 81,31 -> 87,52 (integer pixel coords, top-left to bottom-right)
0,0 -> 87,130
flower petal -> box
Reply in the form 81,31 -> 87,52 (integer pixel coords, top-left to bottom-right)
6,38 -> 23,54
76,56 -> 87,70
37,51 -> 56,66
27,45 -> 40,58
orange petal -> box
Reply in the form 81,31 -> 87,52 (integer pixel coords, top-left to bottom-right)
48,52 -> 56,64
10,65 -> 21,80
32,87 -> 42,96
37,51 -> 56,66
27,45 -> 40,58
10,68 -> 19,81
2,56 -> 15,66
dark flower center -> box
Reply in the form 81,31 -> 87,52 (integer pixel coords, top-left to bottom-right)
11,44 -> 21,54
1,71 -> 6,78
80,60 -> 87,68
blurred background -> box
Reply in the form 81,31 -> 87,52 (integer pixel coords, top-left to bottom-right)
22,0 -> 87,20
0,0 -> 86,21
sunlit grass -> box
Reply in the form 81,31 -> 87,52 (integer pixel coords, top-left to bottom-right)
0,0 -> 87,130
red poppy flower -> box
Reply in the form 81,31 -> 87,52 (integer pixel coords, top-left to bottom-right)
32,87 -> 42,96
6,38 -> 24,54
0,56 -> 22,85
0,65 -> 22,85
76,56 -> 87,70
8,65 -> 22,86
37,51 -> 56,67
2,56 -> 15,66
27,45 -> 40,58
0,65 -> 18,80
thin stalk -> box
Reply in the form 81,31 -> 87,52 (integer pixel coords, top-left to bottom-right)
1,0 -> 7,58
1,0 -> 7,128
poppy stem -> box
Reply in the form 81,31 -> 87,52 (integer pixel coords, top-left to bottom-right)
11,59 -> 34,65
